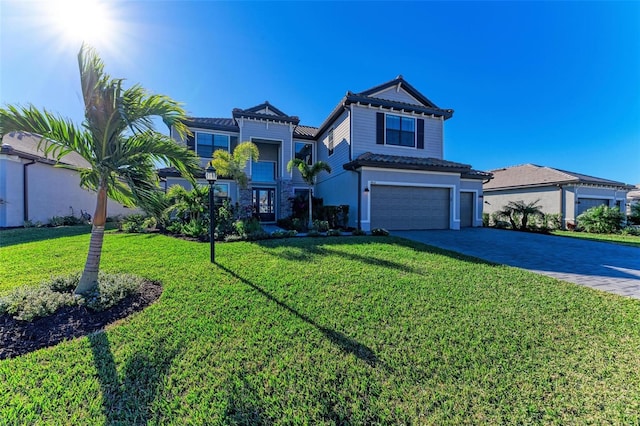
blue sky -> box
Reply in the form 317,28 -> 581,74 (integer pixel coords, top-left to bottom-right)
2,1 -> 639,184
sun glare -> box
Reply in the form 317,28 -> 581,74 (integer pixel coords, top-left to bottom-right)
46,0 -> 114,46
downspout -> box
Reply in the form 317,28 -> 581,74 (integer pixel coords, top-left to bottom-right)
557,184 -> 565,230
23,159 -> 36,223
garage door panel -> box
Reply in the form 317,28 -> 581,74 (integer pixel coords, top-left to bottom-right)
371,186 -> 450,230
577,198 -> 609,216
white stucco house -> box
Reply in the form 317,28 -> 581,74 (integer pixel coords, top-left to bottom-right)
0,132 -> 133,228
161,76 -> 491,231
483,164 -> 633,228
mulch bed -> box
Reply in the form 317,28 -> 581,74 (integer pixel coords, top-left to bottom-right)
0,281 -> 162,360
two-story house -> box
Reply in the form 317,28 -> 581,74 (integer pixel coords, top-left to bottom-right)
160,76 -> 491,231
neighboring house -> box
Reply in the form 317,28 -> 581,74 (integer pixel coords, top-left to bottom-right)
161,76 -> 491,231
628,185 -> 640,217
0,132 -> 134,227
483,164 -> 633,228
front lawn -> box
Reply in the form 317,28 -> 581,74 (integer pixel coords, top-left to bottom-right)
1,228 -> 639,423
551,229 -> 640,248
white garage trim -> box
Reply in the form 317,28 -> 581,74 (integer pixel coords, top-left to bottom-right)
365,180 -> 458,226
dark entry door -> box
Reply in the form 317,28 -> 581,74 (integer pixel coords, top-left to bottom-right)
253,188 -> 276,222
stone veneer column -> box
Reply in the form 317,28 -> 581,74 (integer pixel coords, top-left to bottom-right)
238,183 -> 253,218
279,179 -> 294,219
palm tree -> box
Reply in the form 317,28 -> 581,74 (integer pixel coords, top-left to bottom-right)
210,141 -> 259,189
498,199 -> 544,230
0,44 -> 200,294
287,159 -> 331,229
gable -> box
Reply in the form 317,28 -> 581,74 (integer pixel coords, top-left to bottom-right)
369,86 -> 423,106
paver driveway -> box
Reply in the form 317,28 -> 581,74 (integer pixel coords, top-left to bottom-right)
394,228 -> 640,299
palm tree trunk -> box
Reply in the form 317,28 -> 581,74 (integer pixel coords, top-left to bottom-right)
75,184 -> 108,294
308,186 -> 313,230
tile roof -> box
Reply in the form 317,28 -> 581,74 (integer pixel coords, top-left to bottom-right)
484,164 -> 633,190
184,117 -> 317,139
1,132 -> 90,168
343,152 -> 491,179
293,125 -> 318,138
184,117 -> 238,131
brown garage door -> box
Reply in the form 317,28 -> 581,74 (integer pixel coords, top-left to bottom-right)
370,185 -> 450,230
577,198 -> 608,216
460,192 -> 474,227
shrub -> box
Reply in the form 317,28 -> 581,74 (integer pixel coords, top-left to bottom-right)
120,214 -> 153,233
81,273 -> 145,311
234,217 -> 262,237
182,219 -> 208,239
577,205 -> 624,234
0,283 -> 78,322
49,216 -> 66,227
313,220 -> 329,232
541,213 -> 562,231
0,273 -> 145,321
620,225 -> 640,236
306,230 -> 321,237
246,230 -> 270,241
371,228 -> 390,236
351,228 -> 366,236
482,213 -> 490,227
629,203 -> 640,225
271,230 -> 286,239
326,229 -> 342,236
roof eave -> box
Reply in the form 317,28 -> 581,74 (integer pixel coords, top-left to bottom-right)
343,160 -> 470,174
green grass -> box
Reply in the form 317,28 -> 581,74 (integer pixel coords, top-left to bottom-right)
1,228 -> 640,424
552,229 -> 640,247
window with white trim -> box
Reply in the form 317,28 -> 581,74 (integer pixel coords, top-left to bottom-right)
295,142 -> 313,165
213,183 -> 229,206
196,132 -> 230,158
385,114 -> 415,147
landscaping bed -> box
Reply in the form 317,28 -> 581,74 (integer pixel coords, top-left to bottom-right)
0,280 -> 161,360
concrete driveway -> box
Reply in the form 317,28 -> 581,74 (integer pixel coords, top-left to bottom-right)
394,228 -> 640,299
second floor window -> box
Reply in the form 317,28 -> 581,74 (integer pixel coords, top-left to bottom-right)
295,142 -> 313,165
386,114 -> 415,147
253,161 -> 276,182
196,133 -> 230,158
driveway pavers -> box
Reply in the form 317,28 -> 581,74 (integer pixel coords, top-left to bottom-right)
394,228 -> 640,299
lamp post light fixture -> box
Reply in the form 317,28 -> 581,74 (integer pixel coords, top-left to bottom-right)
205,165 -> 217,263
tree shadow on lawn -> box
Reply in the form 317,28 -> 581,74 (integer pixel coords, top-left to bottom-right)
216,263 -> 381,368
254,236 -> 488,274
0,225 -> 93,248
89,332 -> 183,424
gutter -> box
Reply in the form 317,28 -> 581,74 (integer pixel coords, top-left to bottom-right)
23,159 -> 36,222
356,168 -> 362,230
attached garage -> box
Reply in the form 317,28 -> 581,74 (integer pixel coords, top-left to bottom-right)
577,198 -> 609,216
460,192 -> 474,228
370,185 -> 450,230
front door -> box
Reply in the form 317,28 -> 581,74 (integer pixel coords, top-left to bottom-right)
253,188 -> 276,222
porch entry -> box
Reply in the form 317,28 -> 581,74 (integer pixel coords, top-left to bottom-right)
253,188 -> 276,222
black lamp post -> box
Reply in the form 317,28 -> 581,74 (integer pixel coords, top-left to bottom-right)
205,165 -> 217,263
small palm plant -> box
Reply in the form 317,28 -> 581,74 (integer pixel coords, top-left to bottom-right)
211,141 -> 259,189
287,159 -> 332,229
498,199 -> 544,231
0,44 -> 200,294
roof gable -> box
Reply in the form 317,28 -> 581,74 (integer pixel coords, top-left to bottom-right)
358,75 -> 439,109
232,101 -> 300,125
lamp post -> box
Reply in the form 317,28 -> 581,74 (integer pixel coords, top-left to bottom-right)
205,165 -> 217,263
